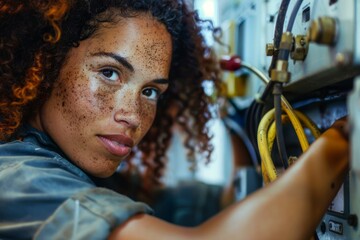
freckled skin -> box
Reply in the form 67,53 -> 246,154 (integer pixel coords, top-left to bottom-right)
30,13 -> 172,177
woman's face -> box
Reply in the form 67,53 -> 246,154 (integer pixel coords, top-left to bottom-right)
31,13 -> 172,177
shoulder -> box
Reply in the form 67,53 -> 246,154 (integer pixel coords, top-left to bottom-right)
0,140 -> 91,182
0,139 -> 95,206
0,140 -> 153,239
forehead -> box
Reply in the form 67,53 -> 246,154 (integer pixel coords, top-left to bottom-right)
87,13 -> 172,59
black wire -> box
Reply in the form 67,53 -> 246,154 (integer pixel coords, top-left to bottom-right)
279,0 -> 303,61
268,0 -> 291,76
259,81 -> 275,103
254,103 -> 265,133
274,83 -> 289,169
245,100 -> 265,166
274,0 -> 291,50
276,0 -> 303,61
247,0 -> 304,172
245,101 -> 255,140
272,0 -> 303,169
245,101 -> 260,163
268,0 -> 303,75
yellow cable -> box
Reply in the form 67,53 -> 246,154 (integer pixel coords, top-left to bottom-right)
281,97 -> 309,151
241,61 -> 318,182
261,159 -> 271,185
258,106 -> 321,184
267,112 -> 321,152
257,109 -> 278,183
293,110 -> 321,138
250,66 -> 321,183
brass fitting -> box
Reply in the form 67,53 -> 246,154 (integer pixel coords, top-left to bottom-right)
290,35 -> 309,61
271,60 -> 291,83
270,32 -> 292,83
266,43 -> 275,56
279,32 -> 293,50
307,16 -> 338,46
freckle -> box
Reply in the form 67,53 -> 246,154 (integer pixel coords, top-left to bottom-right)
91,156 -> 98,164
62,101 -> 65,107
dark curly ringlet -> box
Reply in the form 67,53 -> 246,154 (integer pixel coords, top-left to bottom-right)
0,0 -> 222,187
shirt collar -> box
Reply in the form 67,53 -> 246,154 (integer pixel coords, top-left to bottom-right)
18,124 -> 67,158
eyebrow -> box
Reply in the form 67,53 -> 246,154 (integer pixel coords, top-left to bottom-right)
153,78 -> 169,84
90,52 -> 134,72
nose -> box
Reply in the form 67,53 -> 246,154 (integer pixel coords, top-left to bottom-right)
113,91 -> 141,129
114,111 -> 140,129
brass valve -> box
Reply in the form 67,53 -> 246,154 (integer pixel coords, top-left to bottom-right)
307,16 -> 338,46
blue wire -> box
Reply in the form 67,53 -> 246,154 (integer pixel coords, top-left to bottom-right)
286,0 -> 304,32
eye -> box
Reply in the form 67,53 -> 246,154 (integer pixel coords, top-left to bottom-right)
142,88 -> 160,101
100,69 -> 120,82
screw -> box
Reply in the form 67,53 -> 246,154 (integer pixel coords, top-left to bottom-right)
347,214 -> 358,227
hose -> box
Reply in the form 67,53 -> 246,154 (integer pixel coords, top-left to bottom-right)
258,107 -> 321,184
274,83 -> 289,169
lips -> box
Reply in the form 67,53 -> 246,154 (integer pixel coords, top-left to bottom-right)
97,134 -> 134,157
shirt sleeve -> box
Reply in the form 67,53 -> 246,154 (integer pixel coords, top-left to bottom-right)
34,187 -> 153,240
0,140 -> 153,240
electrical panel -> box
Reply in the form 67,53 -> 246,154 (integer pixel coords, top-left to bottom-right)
219,0 -> 360,239
281,0 -> 360,95
269,1 -> 359,239
348,77 -> 360,240
316,76 -> 360,240
222,0 -> 360,99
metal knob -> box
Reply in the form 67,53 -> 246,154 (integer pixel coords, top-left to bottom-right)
307,16 -> 338,46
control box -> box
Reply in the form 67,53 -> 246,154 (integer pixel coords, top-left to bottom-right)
280,0 -> 360,95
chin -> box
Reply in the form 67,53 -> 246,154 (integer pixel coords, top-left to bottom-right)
97,170 -> 118,178
87,166 -> 118,178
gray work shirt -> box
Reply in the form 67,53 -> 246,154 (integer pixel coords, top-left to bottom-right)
0,125 -> 153,239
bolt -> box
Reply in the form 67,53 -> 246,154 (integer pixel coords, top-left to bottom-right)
347,214 -> 358,227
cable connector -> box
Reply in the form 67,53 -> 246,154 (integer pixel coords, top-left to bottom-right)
270,60 -> 291,83
270,32 -> 293,84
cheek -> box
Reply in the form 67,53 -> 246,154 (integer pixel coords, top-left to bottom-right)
93,86 -> 115,114
138,102 -> 157,137
54,70 -> 115,130
63,68 -> 114,109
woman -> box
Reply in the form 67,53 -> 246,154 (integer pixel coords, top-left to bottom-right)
0,0 -> 349,239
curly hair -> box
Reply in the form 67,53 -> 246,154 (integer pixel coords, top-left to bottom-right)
0,0 -> 222,186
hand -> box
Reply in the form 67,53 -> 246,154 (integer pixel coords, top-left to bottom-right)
330,116 -> 349,140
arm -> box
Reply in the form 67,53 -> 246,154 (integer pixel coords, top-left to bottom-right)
109,122 -> 349,240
